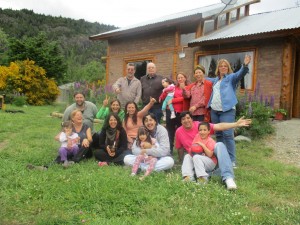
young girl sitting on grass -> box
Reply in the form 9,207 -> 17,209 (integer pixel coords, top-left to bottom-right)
131,126 -> 158,180
58,121 -> 80,167
182,121 -> 217,184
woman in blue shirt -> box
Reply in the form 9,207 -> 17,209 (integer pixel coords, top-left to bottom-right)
206,55 -> 251,167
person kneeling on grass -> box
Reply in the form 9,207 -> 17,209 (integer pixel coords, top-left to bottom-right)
131,126 -> 158,180
182,122 -> 217,184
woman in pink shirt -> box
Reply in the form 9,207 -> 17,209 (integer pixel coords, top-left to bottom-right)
123,97 -> 156,150
165,72 -> 190,154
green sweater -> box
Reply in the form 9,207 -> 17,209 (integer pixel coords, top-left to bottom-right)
96,106 -> 125,121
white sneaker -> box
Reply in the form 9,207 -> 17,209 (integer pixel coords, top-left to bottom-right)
232,162 -> 238,169
170,112 -> 176,119
225,178 -> 237,190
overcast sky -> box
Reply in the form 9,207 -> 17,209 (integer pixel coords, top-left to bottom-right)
0,0 -> 298,28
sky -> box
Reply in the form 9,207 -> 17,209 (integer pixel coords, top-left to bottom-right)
0,0 -> 298,28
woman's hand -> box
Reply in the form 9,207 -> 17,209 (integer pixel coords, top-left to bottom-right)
189,106 -> 196,113
244,55 -> 251,65
167,99 -> 172,105
106,146 -> 116,157
82,138 -> 90,148
150,97 -> 157,104
103,95 -> 110,107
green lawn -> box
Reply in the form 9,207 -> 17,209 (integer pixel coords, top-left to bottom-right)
0,104 -> 299,225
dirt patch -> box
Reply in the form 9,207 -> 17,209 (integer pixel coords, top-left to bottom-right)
264,119 -> 300,168
0,139 -> 9,150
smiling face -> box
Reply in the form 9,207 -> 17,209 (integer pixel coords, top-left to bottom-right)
218,60 -> 230,76
126,103 -> 137,116
194,69 -> 205,82
110,100 -> 121,113
108,115 -> 118,129
181,113 -> 193,130
143,115 -> 157,131
198,124 -> 210,139
74,93 -> 85,107
127,65 -> 135,79
71,111 -> 83,125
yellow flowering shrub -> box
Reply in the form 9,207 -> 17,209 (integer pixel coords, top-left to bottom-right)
0,60 -> 60,105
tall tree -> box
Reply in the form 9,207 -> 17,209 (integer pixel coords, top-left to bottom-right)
0,28 -> 9,65
8,32 -> 67,84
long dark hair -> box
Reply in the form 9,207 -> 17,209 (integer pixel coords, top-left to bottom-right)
102,113 -> 122,131
135,126 -> 152,147
124,101 -> 138,127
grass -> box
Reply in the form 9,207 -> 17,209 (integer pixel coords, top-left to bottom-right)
0,104 -> 299,225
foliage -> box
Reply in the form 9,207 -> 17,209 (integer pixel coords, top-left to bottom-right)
0,105 -> 299,224
67,80 -> 113,105
0,28 -> 9,65
65,60 -> 106,83
236,83 -> 275,139
0,8 -> 116,84
273,108 -> 287,116
12,95 -> 27,107
7,32 -> 67,84
0,60 -> 60,105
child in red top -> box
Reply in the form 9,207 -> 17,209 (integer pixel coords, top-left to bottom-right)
182,121 -> 217,184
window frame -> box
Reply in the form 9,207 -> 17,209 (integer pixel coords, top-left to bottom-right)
195,47 -> 257,91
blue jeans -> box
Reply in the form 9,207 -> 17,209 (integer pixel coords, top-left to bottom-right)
209,142 -> 234,181
211,108 -> 236,163
148,107 -> 163,124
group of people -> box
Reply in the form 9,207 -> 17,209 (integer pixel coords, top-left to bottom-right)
34,56 -> 252,190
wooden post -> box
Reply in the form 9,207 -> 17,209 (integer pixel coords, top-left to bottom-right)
282,40 -> 295,119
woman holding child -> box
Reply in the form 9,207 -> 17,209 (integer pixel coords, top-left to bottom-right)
124,113 -> 174,172
165,72 -> 190,154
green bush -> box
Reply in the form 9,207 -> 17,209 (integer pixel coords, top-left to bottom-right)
12,95 -> 27,107
236,92 -> 274,139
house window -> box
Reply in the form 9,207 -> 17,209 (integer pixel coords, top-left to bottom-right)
124,58 -> 153,80
196,49 -> 255,90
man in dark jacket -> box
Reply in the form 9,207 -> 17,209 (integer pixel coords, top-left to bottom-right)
140,62 -> 164,123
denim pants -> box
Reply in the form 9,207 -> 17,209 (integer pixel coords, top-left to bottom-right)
211,108 -> 236,163
209,142 -> 235,181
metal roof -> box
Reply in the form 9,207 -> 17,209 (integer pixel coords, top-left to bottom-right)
90,0 -> 259,40
189,6 -> 300,46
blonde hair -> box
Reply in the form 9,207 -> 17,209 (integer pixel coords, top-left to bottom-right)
70,109 -> 82,121
215,59 -> 233,77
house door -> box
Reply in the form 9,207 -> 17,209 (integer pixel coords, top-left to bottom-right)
292,49 -> 300,118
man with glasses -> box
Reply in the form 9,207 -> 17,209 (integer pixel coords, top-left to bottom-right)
112,63 -> 142,108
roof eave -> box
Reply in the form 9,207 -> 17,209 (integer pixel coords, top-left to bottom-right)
89,14 -> 202,41
188,29 -> 300,47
